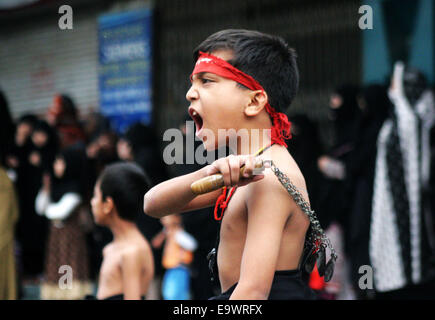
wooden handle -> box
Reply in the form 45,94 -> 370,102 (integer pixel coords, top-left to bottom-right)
190,160 -> 265,195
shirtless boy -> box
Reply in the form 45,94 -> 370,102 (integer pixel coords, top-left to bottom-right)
144,29 -> 322,300
91,162 -> 154,300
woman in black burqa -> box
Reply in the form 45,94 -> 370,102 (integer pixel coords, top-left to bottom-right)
17,120 -> 59,279
346,84 -> 391,298
36,144 -> 92,299
316,85 -> 362,230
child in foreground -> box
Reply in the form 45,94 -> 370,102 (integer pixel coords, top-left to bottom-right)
91,162 -> 154,300
144,29 -> 332,300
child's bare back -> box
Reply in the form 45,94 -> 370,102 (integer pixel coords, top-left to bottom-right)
97,230 -> 154,300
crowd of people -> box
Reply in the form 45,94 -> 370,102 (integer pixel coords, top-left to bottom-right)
288,62 -> 435,299
0,60 -> 435,300
0,92 -> 218,300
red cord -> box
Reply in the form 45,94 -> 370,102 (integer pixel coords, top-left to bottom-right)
213,186 -> 237,221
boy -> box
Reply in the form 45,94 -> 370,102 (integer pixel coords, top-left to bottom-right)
144,30 -> 325,300
91,162 -> 154,300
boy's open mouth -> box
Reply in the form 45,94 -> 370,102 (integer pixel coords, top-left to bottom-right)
188,108 -> 203,134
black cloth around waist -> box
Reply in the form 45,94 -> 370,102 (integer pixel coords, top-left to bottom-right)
103,294 -> 146,300
84,294 -> 146,300
209,269 -> 317,300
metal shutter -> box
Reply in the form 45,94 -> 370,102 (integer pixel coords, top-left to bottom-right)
0,7 -> 99,119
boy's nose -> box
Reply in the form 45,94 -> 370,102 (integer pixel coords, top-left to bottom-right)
186,85 -> 198,102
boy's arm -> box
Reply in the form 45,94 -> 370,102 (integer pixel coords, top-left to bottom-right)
143,166 -> 221,218
229,173 -> 296,300
121,249 -> 144,300
143,155 -> 262,218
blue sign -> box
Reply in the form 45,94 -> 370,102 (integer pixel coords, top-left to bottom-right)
98,9 -> 153,133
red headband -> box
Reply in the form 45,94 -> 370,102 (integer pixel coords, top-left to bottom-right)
191,51 -> 292,147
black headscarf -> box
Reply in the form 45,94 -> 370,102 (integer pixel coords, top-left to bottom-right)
329,84 -> 362,152
359,84 -> 391,127
123,122 -> 156,151
403,67 -> 428,107
123,122 -> 167,185
31,120 -> 59,174
347,84 -> 391,179
51,144 -> 87,203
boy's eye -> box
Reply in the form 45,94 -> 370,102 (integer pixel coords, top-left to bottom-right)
201,78 -> 213,84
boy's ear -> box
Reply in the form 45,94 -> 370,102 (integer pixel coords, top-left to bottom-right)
103,196 -> 115,215
244,90 -> 268,117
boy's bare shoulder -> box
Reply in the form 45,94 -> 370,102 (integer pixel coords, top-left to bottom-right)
246,168 -> 302,202
121,237 -> 151,259
102,242 -> 115,256
245,150 -> 309,213
266,148 -> 308,195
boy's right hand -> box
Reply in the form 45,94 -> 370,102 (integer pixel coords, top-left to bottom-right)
204,154 -> 265,188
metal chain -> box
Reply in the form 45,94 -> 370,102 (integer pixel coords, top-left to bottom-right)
269,161 -> 338,261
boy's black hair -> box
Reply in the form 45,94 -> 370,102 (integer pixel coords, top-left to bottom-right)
99,162 -> 150,222
194,29 -> 299,113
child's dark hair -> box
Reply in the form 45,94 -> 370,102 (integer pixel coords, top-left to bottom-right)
99,162 -> 149,222
194,29 -> 299,113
